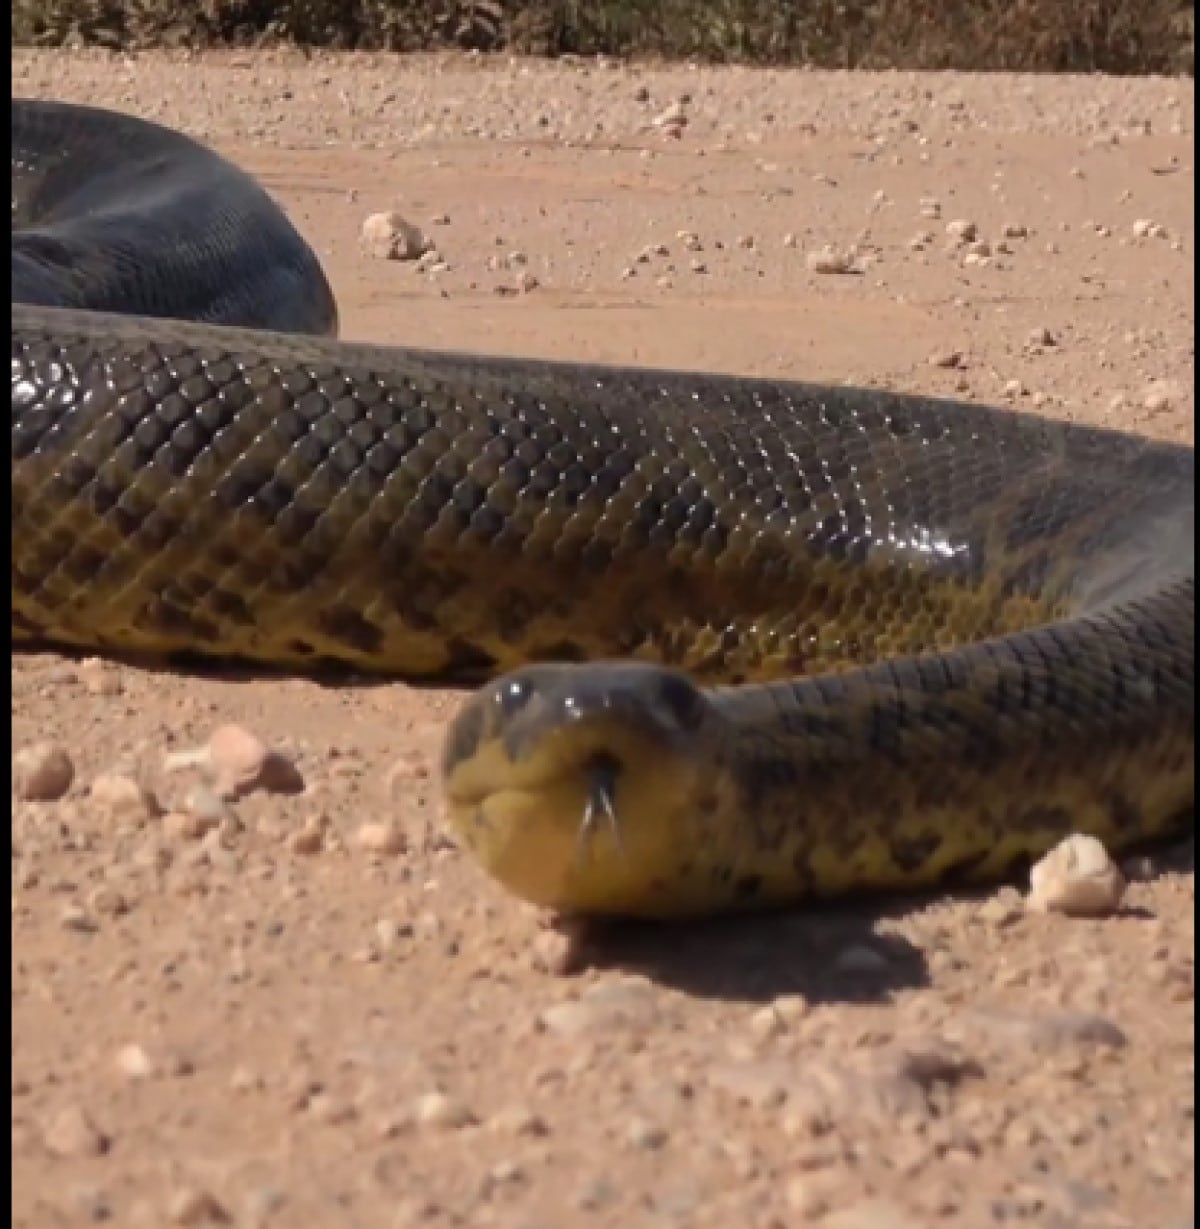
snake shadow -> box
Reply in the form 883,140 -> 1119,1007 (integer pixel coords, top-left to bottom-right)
558,897 -> 935,1005
556,831 -> 1195,1004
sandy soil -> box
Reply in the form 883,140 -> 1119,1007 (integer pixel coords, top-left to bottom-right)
11,50 -> 1195,1229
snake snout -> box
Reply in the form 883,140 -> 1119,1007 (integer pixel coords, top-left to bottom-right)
441,661 -> 712,787
498,661 -> 711,761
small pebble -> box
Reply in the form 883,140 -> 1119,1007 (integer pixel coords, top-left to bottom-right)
115,1043 -> 157,1080
977,887 -> 1024,927
288,820 -> 326,856
163,725 -> 306,799
356,821 -> 406,855
823,1200 -> 927,1229
43,1105 -> 109,1157
652,101 -> 687,133
626,1117 -> 669,1150
13,742 -> 74,801
163,810 -> 220,841
1028,834 -> 1125,917
185,785 -> 228,823
213,725 -> 304,797
414,248 -> 446,273
786,1174 -> 831,1218
88,885 -> 129,917
749,1005 -> 787,1039
90,774 -> 161,821
413,1091 -> 476,1128
359,211 -> 428,260
806,246 -> 858,274
1142,379 -> 1182,413
168,1186 -> 229,1225
79,659 -> 122,695
374,917 -> 409,951
488,1104 -> 549,1137
60,903 -> 98,933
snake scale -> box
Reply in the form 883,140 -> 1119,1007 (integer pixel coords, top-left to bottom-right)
13,99 -> 1194,918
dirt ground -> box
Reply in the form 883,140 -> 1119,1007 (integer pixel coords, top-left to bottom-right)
11,50 -> 1195,1229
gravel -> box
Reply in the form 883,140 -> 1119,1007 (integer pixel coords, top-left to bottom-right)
10,49 -> 1194,1229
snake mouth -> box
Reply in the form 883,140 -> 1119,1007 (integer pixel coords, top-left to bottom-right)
443,706 -> 690,816
439,662 -> 717,912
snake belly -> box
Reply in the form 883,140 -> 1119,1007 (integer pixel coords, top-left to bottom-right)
12,99 -> 1195,919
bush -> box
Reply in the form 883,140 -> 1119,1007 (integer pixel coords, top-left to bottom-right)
12,0 -> 1195,75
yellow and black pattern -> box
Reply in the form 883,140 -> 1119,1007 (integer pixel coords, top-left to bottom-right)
12,100 -> 1194,918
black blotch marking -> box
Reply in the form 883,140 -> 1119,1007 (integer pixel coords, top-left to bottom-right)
134,599 -> 220,643
736,755 -> 802,821
317,606 -> 384,655
59,544 -> 108,586
443,637 -> 499,680
734,874 -> 763,901
867,699 -> 909,761
1015,804 -> 1073,836
530,640 -> 589,664
789,846 -> 817,896
936,848 -> 993,883
1107,791 -> 1141,832
208,589 -> 255,627
888,833 -> 942,875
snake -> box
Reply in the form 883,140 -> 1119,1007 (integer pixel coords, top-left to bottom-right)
13,99 -> 1194,919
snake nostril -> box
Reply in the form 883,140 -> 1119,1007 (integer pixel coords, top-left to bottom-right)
496,675 -> 534,718
657,670 -> 705,730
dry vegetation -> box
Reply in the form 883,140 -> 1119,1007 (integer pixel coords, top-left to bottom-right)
11,0 -> 1196,74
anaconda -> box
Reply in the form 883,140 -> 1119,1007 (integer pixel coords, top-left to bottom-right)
12,99 -> 1195,918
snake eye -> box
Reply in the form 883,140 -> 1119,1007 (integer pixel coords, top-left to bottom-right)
496,676 -> 534,718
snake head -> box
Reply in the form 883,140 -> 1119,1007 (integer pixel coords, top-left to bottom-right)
440,661 -> 719,916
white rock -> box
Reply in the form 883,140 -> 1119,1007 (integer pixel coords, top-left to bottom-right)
360,211 -> 429,261
1028,834 -> 1126,917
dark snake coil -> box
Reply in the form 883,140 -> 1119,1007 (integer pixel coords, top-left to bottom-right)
12,99 -> 1194,917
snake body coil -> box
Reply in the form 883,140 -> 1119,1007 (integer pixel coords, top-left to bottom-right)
13,100 -> 1194,917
